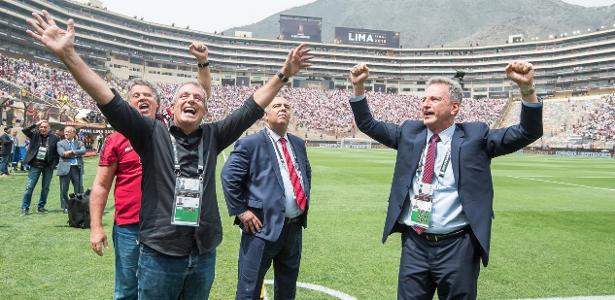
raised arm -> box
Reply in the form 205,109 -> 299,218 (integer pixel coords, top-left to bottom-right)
506,61 -> 538,103
252,43 -> 313,108
214,43 -> 313,150
348,64 -> 401,149
189,42 -> 212,100
487,61 -> 543,158
26,10 -> 114,105
21,122 -> 39,139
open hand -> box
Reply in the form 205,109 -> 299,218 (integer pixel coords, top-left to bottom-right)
280,43 -> 313,77
26,10 -> 75,59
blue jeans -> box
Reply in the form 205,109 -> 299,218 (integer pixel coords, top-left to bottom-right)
0,153 -> 10,174
137,244 -> 216,300
21,165 -> 54,209
113,224 -> 140,300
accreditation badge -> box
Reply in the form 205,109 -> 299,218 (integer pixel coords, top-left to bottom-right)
171,177 -> 202,226
36,146 -> 47,160
410,193 -> 433,229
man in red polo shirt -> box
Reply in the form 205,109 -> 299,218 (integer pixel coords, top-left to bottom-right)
89,43 -> 211,300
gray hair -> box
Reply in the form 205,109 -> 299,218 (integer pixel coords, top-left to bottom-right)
172,81 -> 206,102
426,76 -> 464,103
126,79 -> 160,104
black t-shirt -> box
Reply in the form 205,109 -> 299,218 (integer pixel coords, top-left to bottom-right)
30,135 -> 49,168
98,89 -> 264,256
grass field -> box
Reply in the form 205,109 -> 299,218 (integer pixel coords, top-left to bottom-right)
1,148 -> 614,299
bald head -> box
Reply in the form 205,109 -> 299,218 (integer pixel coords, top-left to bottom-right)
265,97 -> 292,136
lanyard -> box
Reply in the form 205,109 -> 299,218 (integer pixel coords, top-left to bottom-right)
265,129 -> 300,171
40,135 -> 49,148
169,129 -> 206,181
416,140 -> 452,179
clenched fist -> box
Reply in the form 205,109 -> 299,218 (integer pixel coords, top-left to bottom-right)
189,42 -> 209,63
350,64 -> 369,96
350,64 -> 369,86
506,61 -> 534,88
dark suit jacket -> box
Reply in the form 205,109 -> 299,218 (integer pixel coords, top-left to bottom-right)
22,124 -> 60,168
1,133 -> 12,156
350,97 -> 542,266
222,129 -> 312,242
56,139 -> 86,176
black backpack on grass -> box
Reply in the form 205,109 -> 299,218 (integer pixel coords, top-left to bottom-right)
68,189 -> 91,229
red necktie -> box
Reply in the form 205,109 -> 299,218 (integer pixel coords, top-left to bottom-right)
279,137 -> 307,211
414,134 -> 440,235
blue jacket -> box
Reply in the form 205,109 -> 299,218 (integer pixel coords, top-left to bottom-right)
350,96 -> 543,266
222,129 -> 311,242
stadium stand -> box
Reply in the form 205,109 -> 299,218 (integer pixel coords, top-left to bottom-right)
1,0 -> 615,96
0,0 -> 613,149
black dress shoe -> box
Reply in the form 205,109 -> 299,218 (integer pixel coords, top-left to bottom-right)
20,208 -> 29,216
37,207 -> 49,213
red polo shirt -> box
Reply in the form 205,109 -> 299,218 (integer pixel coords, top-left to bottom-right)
99,132 -> 142,225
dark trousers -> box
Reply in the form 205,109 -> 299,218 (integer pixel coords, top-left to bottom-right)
397,228 -> 481,300
0,153 -> 10,174
236,221 -> 302,300
59,165 -> 83,209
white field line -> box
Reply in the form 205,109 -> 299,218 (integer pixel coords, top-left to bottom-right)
263,280 -> 356,300
505,175 -> 615,193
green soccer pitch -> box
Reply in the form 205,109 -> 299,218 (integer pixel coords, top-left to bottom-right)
1,148 -> 614,299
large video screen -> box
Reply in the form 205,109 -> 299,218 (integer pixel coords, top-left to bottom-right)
279,15 -> 322,42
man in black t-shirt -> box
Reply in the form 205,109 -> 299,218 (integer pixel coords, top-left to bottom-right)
27,10 -> 313,299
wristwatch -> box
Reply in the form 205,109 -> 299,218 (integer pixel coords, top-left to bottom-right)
197,61 -> 210,68
277,72 -> 289,83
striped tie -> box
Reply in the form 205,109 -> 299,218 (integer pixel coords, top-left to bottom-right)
279,137 -> 307,211
413,134 -> 440,235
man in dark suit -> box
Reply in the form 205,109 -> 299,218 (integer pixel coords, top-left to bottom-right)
0,126 -> 14,176
56,126 -> 86,213
348,61 -> 542,299
222,96 -> 312,300
21,120 -> 60,216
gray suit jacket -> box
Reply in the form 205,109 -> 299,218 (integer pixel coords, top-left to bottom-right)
56,139 -> 86,176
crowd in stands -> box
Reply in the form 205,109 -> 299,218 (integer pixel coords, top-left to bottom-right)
0,54 -> 570,142
572,93 -> 615,143
1,55 -> 95,110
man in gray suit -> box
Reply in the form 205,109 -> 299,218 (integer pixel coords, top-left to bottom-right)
57,126 -> 86,213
